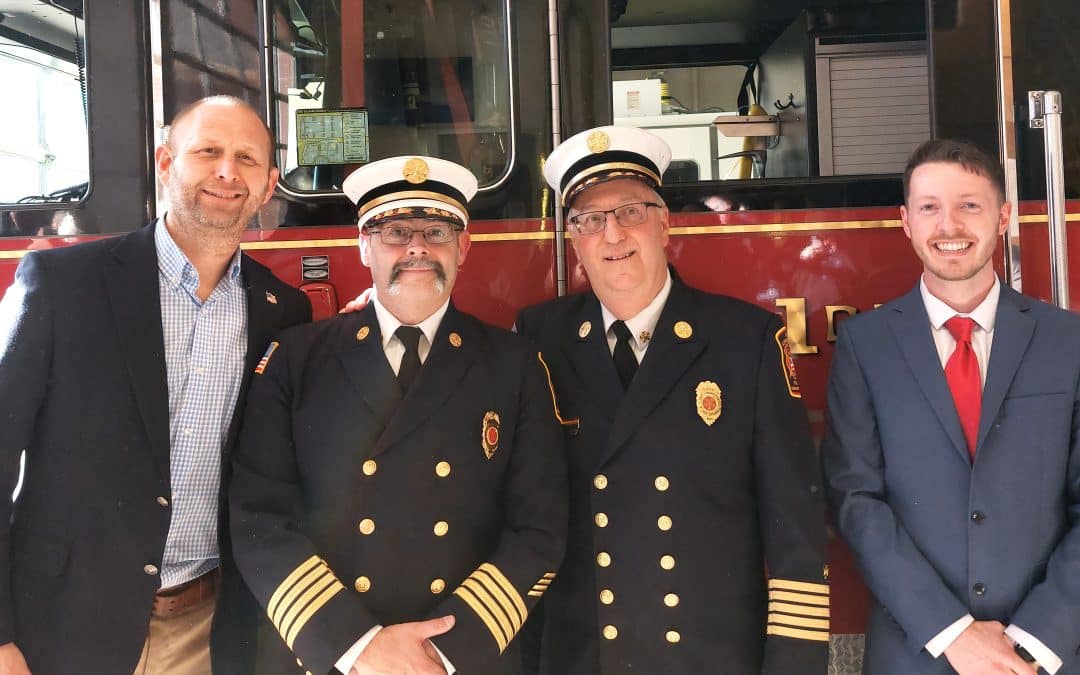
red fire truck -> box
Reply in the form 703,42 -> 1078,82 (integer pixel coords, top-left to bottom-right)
1,0 -> 1077,669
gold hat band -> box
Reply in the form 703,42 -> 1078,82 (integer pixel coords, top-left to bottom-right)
561,162 -> 662,206
358,190 -> 469,220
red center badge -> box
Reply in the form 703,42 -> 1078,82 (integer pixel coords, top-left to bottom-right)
695,381 -> 722,426
482,411 -> 501,459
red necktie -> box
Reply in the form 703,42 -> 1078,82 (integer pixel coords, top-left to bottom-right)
944,317 -> 981,459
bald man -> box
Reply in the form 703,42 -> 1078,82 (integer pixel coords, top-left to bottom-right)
0,95 -> 310,675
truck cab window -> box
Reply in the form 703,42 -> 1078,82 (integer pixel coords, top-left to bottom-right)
0,1 -> 89,228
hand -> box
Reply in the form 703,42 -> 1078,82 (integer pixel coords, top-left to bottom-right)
349,615 -> 454,675
339,288 -> 374,314
0,643 -> 31,675
943,621 -> 1036,675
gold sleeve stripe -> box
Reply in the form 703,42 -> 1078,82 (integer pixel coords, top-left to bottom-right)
768,613 -> 830,630
269,555 -> 321,618
769,601 -> 830,618
479,563 -> 528,622
278,572 -> 337,638
532,579 -> 552,587
473,570 -> 522,630
542,572 -> 556,579
768,579 -> 830,594
768,590 -> 829,606
462,578 -> 517,641
454,586 -> 510,653
285,581 -> 345,649
527,589 -> 546,597
767,624 -> 830,642
537,353 -> 580,429
271,565 -> 328,628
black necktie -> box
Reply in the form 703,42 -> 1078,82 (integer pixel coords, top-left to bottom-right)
611,320 -> 638,390
396,325 -> 423,393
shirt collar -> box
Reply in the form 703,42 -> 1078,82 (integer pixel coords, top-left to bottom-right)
370,290 -> 451,349
920,275 -> 1000,333
155,216 -> 243,290
600,270 -> 673,349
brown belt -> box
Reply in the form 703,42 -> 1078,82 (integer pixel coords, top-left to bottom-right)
151,568 -> 220,618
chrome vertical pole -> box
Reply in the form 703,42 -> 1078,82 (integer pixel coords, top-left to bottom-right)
549,0 -> 567,296
1029,90 -> 1069,309
994,0 -> 1023,291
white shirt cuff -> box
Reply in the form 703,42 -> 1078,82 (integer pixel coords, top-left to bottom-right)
335,625 -> 382,674
1006,624 -> 1062,674
925,614 -> 974,657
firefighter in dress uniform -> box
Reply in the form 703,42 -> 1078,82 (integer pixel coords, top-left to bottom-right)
515,126 -> 829,674
230,156 -> 567,675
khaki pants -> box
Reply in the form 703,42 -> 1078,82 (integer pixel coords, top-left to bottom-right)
132,591 -> 215,675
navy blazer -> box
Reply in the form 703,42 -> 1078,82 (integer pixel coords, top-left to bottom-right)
824,283 -> 1080,674
0,223 -> 310,675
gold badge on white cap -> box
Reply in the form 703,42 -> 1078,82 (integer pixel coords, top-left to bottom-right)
402,157 -> 429,184
586,130 -> 610,154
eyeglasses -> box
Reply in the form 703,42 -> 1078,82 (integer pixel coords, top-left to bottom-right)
365,222 -> 463,246
567,202 -> 662,235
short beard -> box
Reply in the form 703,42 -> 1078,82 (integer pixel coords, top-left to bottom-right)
167,176 -> 259,256
386,258 -> 447,296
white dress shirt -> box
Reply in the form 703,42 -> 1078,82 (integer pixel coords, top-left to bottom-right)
919,276 -> 1061,673
334,292 -> 456,675
600,271 -> 672,360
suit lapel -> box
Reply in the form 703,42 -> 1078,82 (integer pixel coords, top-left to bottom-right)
604,280 -> 705,464
223,257 -> 286,459
977,286 -> 1035,451
373,304 -> 479,455
337,305 -> 402,431
103,225 -> 172,481
888,286 -> 971,464
562,294 -> 621,423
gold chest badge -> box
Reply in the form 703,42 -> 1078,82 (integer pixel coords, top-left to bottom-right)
695,381 -> 722,426
482,411 -> 501,459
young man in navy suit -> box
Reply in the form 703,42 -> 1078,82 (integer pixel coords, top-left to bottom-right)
824,139 -> 1080,674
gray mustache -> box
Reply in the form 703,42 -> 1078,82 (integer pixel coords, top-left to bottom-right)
391,258 -> 447,283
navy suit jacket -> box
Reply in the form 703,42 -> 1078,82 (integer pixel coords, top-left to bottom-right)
0,223 -> 310,675
824,283 -> 1080,674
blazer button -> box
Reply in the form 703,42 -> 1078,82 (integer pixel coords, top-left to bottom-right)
156,496 -> 170,507
970,510 -> 986,523
143,564 -> 159,576
972,582 -> 986,596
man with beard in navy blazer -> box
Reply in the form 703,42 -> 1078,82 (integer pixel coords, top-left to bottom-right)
515,125 -> 829,674
824,139 -> 1080,674
0,95 -> 310,675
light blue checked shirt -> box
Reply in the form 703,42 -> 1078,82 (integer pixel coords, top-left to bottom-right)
155,220 -> 248,589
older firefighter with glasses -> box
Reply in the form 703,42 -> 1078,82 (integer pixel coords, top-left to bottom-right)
230,156 -> 567,675
515,126 -> 829,674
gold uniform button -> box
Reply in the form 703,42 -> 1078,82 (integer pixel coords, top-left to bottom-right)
603,625 -> 618,640
143,564 -> 159,576
664,593 -> 680,607
660,555 -> 676,570
354,576 -> 371,592
657,515 -> 673,531
362,460 -> 377,476
433,521 -> 449,537
596,552 -> 612,567
655,476 -> 670,491
593,474 -> 608,490
435,461 -> 452,478
666,630 -> 681,643
156,496 -> 169,507
358,518 -> 376,535
430,578 -> 446,594
594,512 -> 609,528
599,589 -> 614,605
